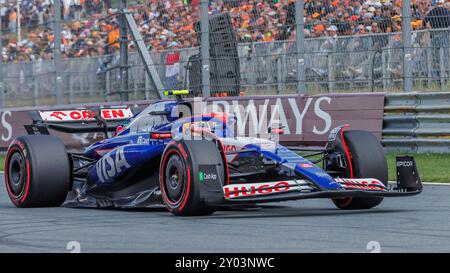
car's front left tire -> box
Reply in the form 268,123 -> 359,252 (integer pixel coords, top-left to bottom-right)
160,140 -> 225,216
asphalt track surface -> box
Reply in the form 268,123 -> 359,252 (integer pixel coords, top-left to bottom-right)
0,177 -> 450,253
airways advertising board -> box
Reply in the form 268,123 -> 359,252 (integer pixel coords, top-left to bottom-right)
0,93 -> 384,150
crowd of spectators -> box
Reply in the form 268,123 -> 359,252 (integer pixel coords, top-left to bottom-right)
0,0 -> 449,63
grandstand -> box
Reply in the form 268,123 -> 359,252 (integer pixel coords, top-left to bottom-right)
0,0 -> 448,62
0,0 -> 449,107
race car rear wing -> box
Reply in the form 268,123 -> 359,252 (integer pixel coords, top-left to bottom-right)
25,107 -> 134,138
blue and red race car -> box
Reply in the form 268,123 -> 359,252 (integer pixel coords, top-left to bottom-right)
4,92 -> 422,216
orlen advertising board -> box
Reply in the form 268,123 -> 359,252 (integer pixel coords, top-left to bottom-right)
0,93 -> 384,150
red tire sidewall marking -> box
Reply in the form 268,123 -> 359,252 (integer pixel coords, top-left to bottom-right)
340,126 -> 354,179
5,144 -> 31,205
160,148 -> 181,207
339,126 -> 353,208
216,139 -> 230,185
178,166 -> 191,212
160,144 -> 191,213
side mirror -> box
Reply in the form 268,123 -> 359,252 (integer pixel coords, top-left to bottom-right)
172,103 -> 192,119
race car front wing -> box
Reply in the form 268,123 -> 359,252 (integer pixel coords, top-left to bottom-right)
221,156 -> 422,204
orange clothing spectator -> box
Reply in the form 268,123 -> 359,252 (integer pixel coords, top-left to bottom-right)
109,28 -> 120,49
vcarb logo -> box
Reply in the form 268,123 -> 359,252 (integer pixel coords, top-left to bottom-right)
96,147 -> 131,183
397,161 -> 413,167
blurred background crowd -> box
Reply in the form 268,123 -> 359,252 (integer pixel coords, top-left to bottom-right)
0,0 -> 449,63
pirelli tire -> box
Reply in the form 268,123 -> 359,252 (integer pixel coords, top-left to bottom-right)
5,135 -> 71,208
160,140 -> 225,216
333,130 -> 389,210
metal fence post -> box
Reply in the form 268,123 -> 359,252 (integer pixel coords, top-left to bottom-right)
276,56 -> 282,94
68,73 -> 73,104
144,72 -> 150,100
427,44 -> 432,88
295,0 -> 306,95
54,0 -> 63,105
402,0 -> 413,92
448,46 -> 450,84
439,47 -> 445,91
106,70 -> 111,102
119,0 -> 129,102
370,51 -> 374,92
281,45 -> 287,93
200,0 -> 210,97
33,63 -> 39,106
0,14 -> 4,109
327,52 -> 335,93
382,50 -> 387,92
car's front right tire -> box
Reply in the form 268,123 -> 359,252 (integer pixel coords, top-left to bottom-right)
332,130 -> 389,210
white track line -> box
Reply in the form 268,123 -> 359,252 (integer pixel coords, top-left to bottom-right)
389,181 -> 450,186
0,171 -> 446,185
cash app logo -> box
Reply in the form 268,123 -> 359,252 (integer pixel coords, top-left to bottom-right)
199,171 -> 205,182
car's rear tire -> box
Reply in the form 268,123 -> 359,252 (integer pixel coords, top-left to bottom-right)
160,140 -> 224,216
5,135 -> 71,207
332,130 -> 388,210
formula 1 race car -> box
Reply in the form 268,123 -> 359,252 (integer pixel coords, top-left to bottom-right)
4,91 -> 423,216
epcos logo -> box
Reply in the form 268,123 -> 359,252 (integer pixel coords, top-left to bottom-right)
397,161 -> 413,167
